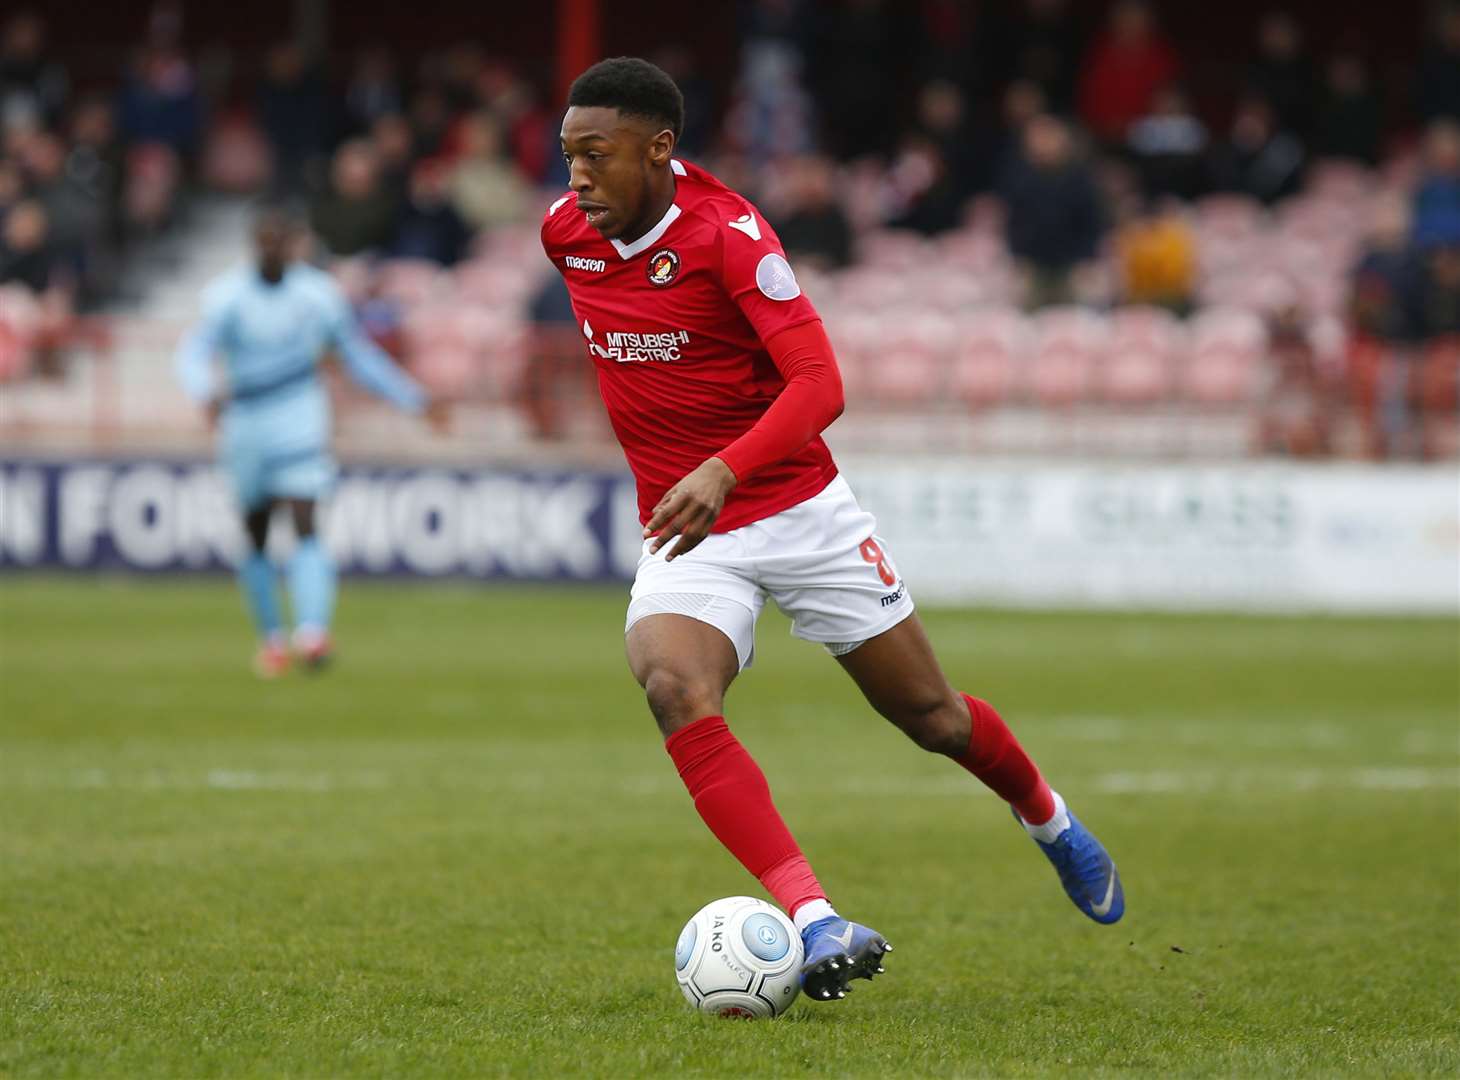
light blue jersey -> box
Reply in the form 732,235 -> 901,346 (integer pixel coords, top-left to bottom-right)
175,263 -> 425,509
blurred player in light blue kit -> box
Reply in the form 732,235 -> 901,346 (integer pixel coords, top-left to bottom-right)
175,204 -> 447,676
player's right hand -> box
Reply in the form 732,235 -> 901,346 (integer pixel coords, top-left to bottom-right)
645,456 -> 738,561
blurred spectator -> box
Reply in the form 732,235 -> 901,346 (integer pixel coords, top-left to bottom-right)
408,88 -> 453,160
0,12 -> 66,127
116,45 -> 203,158
0,198 -> 69,376
725,39 -> 814,160
1077,0 -> 1179,143
310,140 -> 396,257
258,42 -> 329,196
370,112 -> 415,208
1313,54 -> 1383,165
1350,193 -> 1420,343
1115,197 -> 1196,313
991,0 -> 1088,113
0,198 -> 52,291
1349,194 -> 1424,459
1210,97 -> 1305,204
888,136 -> 963,236
998,114 -> 1104,308
20,131 -> 100,285
1257,304 -> 1331,456
1411,121 -> 1460,252
438,42 -> 485,115
773,154 -> 853,270
67,98 -> 123,224
1244,12 -> 1316,139
473,62 -> 554,184
448,110 -> 531,233
1126,84 -> 1209,199
1415,242 -> 1460,339
911,80 -> 981,207
392,161 -> 470,266
979,78 -> 1048,192
122,143 -> 181,234
0,159 -> 23,218
1418,3 -> 1460,122
344,49 -> 402,136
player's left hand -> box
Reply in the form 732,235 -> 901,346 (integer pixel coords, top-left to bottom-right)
645,457 -> 738,560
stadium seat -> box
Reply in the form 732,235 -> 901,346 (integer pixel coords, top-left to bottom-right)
378,259 -> 448,304
949,307 -> 1026,408
858,229 -> 930,271
870,309 -> 954,403
1305,158 -> 1377,206
824,310 -> 882,400
1417,338 -> 1460,413
455,259 -> 541,305
1101,306 -> 1182,404
1194,194 -> 1264,243
835,268 -> 914,311
1184,307 -> 1269,404
1028,307 -> 1105,407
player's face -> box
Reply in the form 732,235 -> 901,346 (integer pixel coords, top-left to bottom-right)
560,106 -> 674,241
254,216 -> 294,284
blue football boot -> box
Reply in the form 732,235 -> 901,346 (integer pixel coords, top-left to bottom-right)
799,917 -> 891,1002
1017,805 -> 1125,924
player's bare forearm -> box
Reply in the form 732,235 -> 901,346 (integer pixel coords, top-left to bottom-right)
644,457 -> 739,560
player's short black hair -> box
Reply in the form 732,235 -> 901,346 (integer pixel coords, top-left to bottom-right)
567,57 -> 684,142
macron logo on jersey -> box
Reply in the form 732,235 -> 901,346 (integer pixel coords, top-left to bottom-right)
727,213 -> 762,241
565,255 -> 606,273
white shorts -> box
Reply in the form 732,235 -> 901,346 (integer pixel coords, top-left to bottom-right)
625,474 -> 915,670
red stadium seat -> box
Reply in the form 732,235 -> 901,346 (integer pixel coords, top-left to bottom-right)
824,311 -> 882,400
870,310 -> 954,403
1417,338 -> 1460,413
1194,194 -> 1264,243
1028,307 -> 1105,407
858,230 -> 930,271
378,258 -> 447,304
1101,306 -> 1182,404
1184,308 -> 1269,404
950,308 -> 1027,407
455,260 -> 539,304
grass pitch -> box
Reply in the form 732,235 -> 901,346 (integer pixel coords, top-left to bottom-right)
1,575 -> 1456,1077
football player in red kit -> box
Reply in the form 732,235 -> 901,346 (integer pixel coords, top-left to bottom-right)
543,58 -> 1124,1003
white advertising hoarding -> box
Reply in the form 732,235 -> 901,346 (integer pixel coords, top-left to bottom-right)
842,460 -> 1459,614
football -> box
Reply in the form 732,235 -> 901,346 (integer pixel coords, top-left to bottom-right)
674,896 -> 804,1018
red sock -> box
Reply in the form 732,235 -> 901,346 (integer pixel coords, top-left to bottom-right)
665,716 -> 826,917
954,694 -> 1056,825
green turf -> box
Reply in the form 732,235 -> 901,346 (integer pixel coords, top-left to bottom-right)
1,575 -> 1456,1077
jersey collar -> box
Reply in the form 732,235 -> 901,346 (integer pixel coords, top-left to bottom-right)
608,159 -> 688,260
610,202 -> 681,260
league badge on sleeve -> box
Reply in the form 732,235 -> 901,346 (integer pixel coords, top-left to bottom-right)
755,253 -> 801,301
647,248 -> 681,287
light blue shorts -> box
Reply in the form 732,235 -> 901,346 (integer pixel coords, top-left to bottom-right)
224,443 -> 335,510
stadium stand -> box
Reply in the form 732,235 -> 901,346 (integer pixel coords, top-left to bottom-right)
1,3 -> 1456,462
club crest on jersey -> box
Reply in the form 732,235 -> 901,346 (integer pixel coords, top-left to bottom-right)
646,247 -> 681,287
